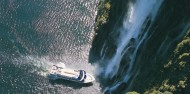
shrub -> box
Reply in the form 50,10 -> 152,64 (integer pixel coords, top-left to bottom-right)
126,91 -> 139,94
95,0 -> 111,30
105,2 -> 111,10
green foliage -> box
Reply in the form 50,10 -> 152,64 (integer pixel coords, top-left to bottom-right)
178,53 -> 190,60
144,89 -> 162,94
144,89 -> 173,94
164,60 -> 172,68
99,1 -> 190,93
179,61 -> 186,68
126,91 -> 139,94
174,37 -> 190,54
105,2 -> 111,10
158,80 -> 176,92
163,91 -> 173,94
177,77 -> 187,88
95,0 -> 111,30
159,29 -> 190,93
130,29 -> 190,94
178,80 -> 186,88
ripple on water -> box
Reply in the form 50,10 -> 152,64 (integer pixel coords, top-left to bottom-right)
0,0 -> 101,94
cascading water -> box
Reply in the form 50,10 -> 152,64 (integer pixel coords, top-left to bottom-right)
1,0 -> 190,93
96,0 -> 164,92
90,0 -> 190,93
104,0 -> 163,79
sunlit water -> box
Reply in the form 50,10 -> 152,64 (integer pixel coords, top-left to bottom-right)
0,0 -> 102,94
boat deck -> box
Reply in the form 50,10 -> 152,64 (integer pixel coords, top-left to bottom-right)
50,68 -> 79,78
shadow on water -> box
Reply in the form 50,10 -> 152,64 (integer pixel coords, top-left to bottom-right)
49,79 -> 93,89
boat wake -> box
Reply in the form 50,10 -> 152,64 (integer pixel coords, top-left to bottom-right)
12,55 -> 66,77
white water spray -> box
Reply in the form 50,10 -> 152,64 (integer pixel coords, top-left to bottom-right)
103,0 -> 163,79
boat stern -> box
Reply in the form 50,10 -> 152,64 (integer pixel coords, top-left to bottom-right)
83,73 -> 95,83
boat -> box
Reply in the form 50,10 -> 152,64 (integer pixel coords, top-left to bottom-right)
48,65 -> 95,83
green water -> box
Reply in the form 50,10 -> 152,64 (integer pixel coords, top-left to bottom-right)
0,0 -> 102,93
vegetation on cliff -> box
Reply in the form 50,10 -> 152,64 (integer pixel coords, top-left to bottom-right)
94,0 -> 190,93
127,29 -> 190,94
158,29 -> 190,93
95,0 -> 111,30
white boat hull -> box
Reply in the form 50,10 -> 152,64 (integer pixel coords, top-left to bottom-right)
48,65 -> 95,83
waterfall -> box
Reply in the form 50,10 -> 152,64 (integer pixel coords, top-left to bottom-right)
103,0 -> 163,80
91,0 -> 190,93
92,0 -> 165,93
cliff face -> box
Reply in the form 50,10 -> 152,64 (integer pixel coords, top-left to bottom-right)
90,0 -> 131,63
90,0 -> 190,93
128,0 -> 190,93
136,29 -> 190,94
